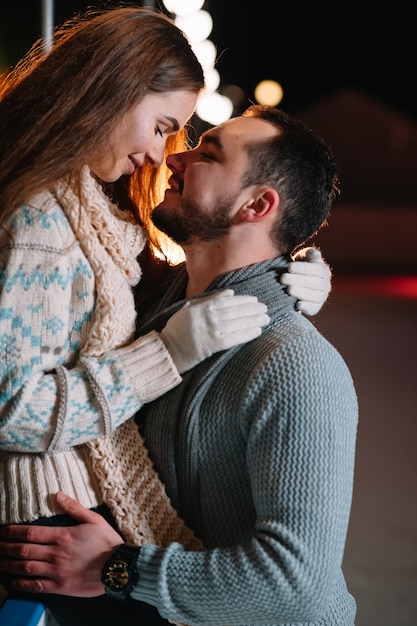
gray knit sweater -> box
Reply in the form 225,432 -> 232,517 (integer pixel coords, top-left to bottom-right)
131,257 -> 359,626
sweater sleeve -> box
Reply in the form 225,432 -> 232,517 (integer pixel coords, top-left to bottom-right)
130,328 -> 358,625
0,205 -> 181,454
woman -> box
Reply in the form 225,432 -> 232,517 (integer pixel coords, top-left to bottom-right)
0,6 -> 329,625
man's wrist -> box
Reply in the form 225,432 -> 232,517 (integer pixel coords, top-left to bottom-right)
101,543 -> 141,601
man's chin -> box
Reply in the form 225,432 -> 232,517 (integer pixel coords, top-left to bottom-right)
155,191 -> 178,210
165,188 -> 180,199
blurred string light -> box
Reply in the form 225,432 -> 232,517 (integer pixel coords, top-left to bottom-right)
161,1 -> 284,123
162,0 -> 233,125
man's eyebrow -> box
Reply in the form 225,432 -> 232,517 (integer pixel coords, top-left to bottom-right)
164,116 -> 180,131
199,132 -> 224,151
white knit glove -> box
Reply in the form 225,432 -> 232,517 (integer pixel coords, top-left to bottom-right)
160,289 -> 270,374
280,247 -> 332,316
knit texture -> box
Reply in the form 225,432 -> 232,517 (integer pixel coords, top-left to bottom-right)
57,166 -> 143,356
0,168 -> 194,549
89,420 -> 203,550
61,169 -> 201,549
129,259 -> 358,625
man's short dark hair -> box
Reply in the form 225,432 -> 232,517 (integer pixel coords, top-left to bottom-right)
241,105 -> 339,254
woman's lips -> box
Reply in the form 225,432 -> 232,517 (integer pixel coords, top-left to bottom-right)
128,155 -> 143,173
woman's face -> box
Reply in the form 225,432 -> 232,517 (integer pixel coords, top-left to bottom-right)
88,90 -> 198,182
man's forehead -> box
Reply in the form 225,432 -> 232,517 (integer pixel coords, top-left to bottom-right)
203,115 -> 276,144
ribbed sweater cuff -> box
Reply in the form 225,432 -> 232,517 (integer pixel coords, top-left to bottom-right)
115,330 -> 182,403
131,544 -> 165,607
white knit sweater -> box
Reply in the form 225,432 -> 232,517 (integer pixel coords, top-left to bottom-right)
0,168 -> 196,546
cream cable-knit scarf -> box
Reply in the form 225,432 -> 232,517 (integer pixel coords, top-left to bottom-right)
56,167 -> 202,551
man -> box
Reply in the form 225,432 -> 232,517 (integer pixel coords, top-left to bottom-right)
0,105 -> 358,626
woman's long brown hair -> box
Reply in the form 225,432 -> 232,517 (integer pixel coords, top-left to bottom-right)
0,5 -> 204,263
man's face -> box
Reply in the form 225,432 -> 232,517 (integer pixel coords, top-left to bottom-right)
151,115 -> 276,245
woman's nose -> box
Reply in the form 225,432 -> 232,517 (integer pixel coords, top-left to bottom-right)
145,143 -> 165,168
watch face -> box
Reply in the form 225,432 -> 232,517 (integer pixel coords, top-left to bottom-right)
102,544 -> 140,599
104,559 -> 130,592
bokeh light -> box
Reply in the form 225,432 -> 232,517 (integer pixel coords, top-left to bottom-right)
196,92 -> 234,125
162,0 -> 205,17
254,80 -> 284,106
175,11 -> 213,44
163,0 -> 233,125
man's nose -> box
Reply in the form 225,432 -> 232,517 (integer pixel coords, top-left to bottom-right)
166,150 -> 187,172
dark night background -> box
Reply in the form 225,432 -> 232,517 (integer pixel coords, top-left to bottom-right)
213,1 -> 417,125
1,0 -> 416,123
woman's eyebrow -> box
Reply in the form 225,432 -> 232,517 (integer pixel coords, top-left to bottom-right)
164,116 -> 180,131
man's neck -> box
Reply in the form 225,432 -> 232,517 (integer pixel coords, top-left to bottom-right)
183,237 -> 277,298
181,242 -> 222,297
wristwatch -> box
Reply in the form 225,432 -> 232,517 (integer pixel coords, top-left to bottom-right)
101,543 -> 141,601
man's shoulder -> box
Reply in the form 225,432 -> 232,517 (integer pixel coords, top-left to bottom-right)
238,310 -> 352,378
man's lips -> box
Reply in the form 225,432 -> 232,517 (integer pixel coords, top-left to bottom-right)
168,174 -> 184,191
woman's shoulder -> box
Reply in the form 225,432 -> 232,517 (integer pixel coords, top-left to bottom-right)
6,191 -> 75,248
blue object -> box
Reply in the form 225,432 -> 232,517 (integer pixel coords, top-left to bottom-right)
0,598 -> 47,626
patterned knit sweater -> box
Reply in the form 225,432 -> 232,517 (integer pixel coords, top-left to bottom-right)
130,258 -> 359,626
0,168 -> 199,549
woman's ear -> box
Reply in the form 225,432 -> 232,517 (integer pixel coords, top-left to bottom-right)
239,188 -> 279,223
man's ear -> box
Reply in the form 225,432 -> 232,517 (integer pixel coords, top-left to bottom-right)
239,188 -> 280,223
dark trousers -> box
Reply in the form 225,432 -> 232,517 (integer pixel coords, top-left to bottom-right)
2,505 -> 170,626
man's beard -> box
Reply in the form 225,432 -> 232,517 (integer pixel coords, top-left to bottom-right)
152,196 -> 233,245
